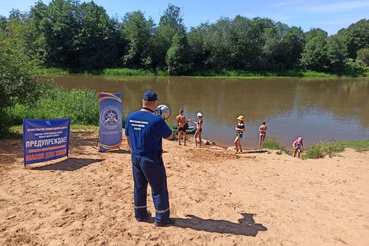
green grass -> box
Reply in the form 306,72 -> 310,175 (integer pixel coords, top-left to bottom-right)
2,87 -> 126,139
304,140 -> 369,159
103,68 -> 169,76
103,68 -> 155,76
156,70 -> 170,76
38,68 -> 68,75
33,67 -> 368,78
39,68 -> 170,76
262,137 -> 288,154
2,126 -> 23,139
70,125 -> 99,131
301,71 -> 334,77
6,88 -> 103,126
186,70 -> 337,79
4,87 -> 125,131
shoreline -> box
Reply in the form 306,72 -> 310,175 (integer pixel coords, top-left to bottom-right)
40,68 -> 369,79
6,126 -> 369,159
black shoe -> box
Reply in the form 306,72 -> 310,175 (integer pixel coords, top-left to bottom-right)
136,211 -> 151,222
154,218 -> 176,227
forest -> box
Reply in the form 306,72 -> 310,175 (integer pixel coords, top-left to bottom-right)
1,0 -> 369,76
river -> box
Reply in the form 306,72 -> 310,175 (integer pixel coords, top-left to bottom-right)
55,75 -> 369,148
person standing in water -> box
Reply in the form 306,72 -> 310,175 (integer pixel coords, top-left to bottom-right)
234,115 -> 245,154
259,121 -> 267,148
191,112 -> 203,147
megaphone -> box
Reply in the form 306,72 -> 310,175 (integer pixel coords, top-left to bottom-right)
154,104 -> 171,120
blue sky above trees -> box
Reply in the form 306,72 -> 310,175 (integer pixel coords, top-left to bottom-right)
1,0 -> 368,35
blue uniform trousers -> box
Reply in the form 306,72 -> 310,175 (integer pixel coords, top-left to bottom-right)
131,153 -> 170,223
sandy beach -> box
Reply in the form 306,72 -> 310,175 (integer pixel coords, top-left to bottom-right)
1,131 -> 368,246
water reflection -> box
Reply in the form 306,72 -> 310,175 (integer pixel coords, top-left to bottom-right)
55,75 -> 369,147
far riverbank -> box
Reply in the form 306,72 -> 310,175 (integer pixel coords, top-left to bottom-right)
39,68 -> 369,79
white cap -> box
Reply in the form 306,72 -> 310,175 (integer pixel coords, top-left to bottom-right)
197,112 -> 203,117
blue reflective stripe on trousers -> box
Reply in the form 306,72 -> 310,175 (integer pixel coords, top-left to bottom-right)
131,153 -> 170,223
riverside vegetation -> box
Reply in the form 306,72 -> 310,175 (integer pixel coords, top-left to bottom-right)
260,138 -> 369,159
0,18 -> 120,138
1,1 -> 369,77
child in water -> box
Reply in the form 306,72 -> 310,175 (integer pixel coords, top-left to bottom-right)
190,112 -> 203,147
293,137 -> 304,158
234,115 -> 245,154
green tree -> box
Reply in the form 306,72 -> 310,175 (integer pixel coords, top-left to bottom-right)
304,28 -> 328,43
228,16 -> 254,70
0,15 -> 7,31
122,11 -> 154,69
187,23 -> 211,69
28,0 -> 123,70
77,1 -> 121,70
151,4 -> 185,70
34,0 -> 81,68
339,19 -> 369,59
202,17 -> 233,70
301,36 -> 329,72
357,48 -> 369,66
276,26 -> 304,69
326,35 -> 347,74
0,19 -> 45,136
166,32 -> 191,75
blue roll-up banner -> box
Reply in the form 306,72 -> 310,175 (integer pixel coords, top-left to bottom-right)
23,118 -> 70,166
99,92 -> 123,152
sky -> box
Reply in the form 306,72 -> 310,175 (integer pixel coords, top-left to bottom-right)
0,0 -> 368,35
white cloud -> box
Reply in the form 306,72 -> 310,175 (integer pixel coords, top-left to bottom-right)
271,0 -> 308,7
272,1 -> 369,13
306,1 -> 369,13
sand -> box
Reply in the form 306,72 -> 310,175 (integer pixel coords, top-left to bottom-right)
1,131 -> 369,246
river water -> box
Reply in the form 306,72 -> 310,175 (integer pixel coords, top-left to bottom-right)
55,75 -> 369,148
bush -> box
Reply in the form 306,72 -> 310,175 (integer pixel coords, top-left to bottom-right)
344,59 -> 367,76
304,140 -> 369,159
0,19 -> 47,137
263,137 -> 288,154
304,141 -> 344,159
357,48 -> 369,66
5,88 -> 126,128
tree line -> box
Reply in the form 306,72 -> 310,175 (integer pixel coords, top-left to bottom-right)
1,0 -> 369,75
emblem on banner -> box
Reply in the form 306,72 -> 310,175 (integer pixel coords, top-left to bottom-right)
100,106 -> 121,129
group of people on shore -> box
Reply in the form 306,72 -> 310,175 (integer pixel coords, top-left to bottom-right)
234,116 -> 268,154
176,109 -> 203,147
125,90 -> 304,228
176,110 -> 303,157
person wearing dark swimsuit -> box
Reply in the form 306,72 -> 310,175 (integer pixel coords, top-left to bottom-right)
176,109 -> 190,146
234,115 -> 245,154
191,112 -> 203,147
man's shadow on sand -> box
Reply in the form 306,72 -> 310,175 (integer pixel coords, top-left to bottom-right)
174,213 -> 267,236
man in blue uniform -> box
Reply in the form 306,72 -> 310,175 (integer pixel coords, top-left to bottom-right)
125,90 -> 175,226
